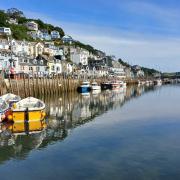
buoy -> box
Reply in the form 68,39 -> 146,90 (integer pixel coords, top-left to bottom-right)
41,112 -> 46,119
7,115 -> 13,121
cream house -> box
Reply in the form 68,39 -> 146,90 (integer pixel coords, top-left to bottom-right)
29,42 -> 44,58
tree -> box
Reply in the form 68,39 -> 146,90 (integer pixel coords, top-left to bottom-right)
7,8 -> 25,19
18,17 -> 28,24
54,26 -> 65,37
0,10 -> 8,26
10,24 -> 32,40
35,19 -> 47,29
118,58 -> 131,67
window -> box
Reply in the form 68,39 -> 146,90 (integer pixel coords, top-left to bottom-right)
51,65 -> 55,71
36,66 -> 40,71
33,59 -> 37,64
40,60 -> 43,65
29,66 -> 33,71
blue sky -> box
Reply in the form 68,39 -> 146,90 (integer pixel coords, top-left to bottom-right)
1,0 -> 180,72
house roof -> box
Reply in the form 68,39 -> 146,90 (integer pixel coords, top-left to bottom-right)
0,49 -> 12,54
62,35 -> 73,40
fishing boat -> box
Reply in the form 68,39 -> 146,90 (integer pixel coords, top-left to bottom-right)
10,97 -> 46,123
91,81 -> 101,90
1,93 -> 21,108
77,81 -> 91,93
101,82 -> 111,90
0,98 -> 9,122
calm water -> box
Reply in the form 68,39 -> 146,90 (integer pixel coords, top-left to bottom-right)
0,85 -> 180,180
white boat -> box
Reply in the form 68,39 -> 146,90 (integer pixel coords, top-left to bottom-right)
0,98 -> 9,122
1,93 -> 21,107
77,81 -> 91,93
91,82 -> 101,90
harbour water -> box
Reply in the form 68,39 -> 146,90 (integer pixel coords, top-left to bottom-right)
0,84 -> 180,179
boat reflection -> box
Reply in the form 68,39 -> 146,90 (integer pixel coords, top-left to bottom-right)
0,85 -> 157,164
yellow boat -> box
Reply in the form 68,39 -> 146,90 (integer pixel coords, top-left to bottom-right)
1,119 -> 47,135
10,97 -> 46,123
10,120 -> 46,134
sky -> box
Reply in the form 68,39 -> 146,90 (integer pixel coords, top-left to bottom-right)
1,0 -> 180,72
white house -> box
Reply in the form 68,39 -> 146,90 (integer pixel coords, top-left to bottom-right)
51,31 -> 60,39
0,39 -> 9,50
44,43 -> 63,56
0,49 -> 20,74
10,39 -> 30,56
136,69 -> 145,77
62,35 -> 73,44
7,18 -> 18,25
0,27 -> 11,35
66,63 -> 73,74
70,48 -> 89,66
110,67 -> 126,79
26,21 -> 38,31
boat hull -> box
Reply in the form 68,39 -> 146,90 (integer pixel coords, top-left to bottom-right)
12,109 -> 46,123
77,87 -> 91,93
101,83 -> 111,90
91,86 -> 101,90
8,120 -> 46,134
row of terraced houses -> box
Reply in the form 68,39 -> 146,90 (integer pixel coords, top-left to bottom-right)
0,21 -> 145,79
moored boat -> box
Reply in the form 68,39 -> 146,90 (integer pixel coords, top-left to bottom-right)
10,97 -> 46,123
91,81 -> 101,90
101,82 -> 111,90
0,98 -> 9,122
6,120 -> 46,135
77,81 -> 91,93
1,93 -> 21,108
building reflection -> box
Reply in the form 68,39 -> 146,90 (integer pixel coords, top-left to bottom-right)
0,85 -> 156,164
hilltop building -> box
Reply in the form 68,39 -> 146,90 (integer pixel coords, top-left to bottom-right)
0,27 -> 12,36
26,21 -> 38,31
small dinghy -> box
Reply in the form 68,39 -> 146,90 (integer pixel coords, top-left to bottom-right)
1,93 -> 21,108
0,98 -> 9,122
101,82 -> 111,90
11,97 -> 46,123
77,81 -> 91,93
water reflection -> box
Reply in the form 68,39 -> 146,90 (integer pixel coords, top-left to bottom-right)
0,85 -> 157,164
